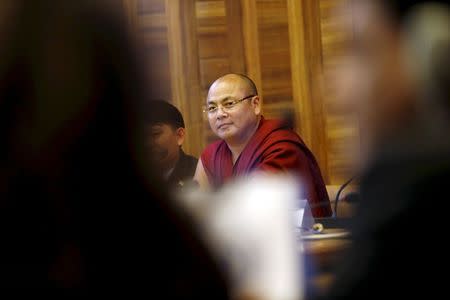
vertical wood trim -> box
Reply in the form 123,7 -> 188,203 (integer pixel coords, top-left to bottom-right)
122,0 -> 138,29
181,0 -> 204,157
165,0 -> 203,157
306,0 -> 329,183
287,0 -> 312,142
165,0 -> 190,151
240,0 -> 263,104
287,0 -> 329,182
225,0 -> 246,74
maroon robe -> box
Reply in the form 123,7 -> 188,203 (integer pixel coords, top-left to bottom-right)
201,117 -> 332,217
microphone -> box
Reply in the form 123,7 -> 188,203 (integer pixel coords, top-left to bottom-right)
334,175 -> 357,218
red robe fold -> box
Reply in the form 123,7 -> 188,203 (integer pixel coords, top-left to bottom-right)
201,117 -> 332,217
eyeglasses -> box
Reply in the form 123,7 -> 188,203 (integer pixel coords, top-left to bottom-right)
203,95 -> 256,114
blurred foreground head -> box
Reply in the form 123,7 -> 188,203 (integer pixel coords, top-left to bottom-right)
0,0 -> 148,169
321,2 -> 450,299
333,0 -> 449,166
0,1 -> 228,295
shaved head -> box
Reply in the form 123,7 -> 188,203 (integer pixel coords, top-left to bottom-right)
208,73 -> 258,99
206,73 -> 261,146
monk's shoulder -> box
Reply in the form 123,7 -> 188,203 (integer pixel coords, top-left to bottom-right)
256,125 -> 310,159
261,120 -> 303,145
201,139 -> 226,159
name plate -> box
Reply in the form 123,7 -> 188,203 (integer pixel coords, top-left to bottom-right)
293,199 -> 314,231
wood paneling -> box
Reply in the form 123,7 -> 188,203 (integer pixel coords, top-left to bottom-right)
225,0 -> 246,74
177,1 -> 205,157
196,0 -> 248,144
123,0 -> 358,184
137,0 -> 164,14
198,35 -> 228,58
320,0 -> 359,183
256,0 -> 292,115
199,58 -> 231,89
195,0 -> 227,91
241,0 -> 263,101
287,0 -> 329,181
123,0 -> 172,102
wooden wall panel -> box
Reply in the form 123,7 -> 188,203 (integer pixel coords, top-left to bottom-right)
196,0 -> 227,90
198,35 -> 228,58
124,0 -> 205,156
199,58 -> 231,89
319,0 -> 359,183
124,0 -> 172,101
137,0 -> 164,14
287,0 -> 329,182
123,0 -> 359,184
195,0 -> 248,144
241,0 -> 263,105
175,0 -> 205,157
256,0 -> 293,119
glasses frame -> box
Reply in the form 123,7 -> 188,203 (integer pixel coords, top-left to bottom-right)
203,94 -> 256,114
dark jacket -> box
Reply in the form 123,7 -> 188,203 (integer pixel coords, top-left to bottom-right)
167,150 -> 198,188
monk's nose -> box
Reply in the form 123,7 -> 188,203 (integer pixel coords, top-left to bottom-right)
216,106 -> 228,119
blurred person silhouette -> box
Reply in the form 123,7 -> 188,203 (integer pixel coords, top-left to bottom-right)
315,0 -> 450,299
143,100 -> 197,190
0,1 -> 229,296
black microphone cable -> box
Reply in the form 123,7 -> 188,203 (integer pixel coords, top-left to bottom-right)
334,175 -> 357,218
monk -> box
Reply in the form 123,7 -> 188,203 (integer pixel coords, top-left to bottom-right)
194,73 -> 332,217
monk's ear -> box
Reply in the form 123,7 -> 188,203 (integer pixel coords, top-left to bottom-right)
175,127 -> 185,146
252,95 -> 261,115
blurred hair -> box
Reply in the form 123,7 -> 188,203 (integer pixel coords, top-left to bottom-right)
143,100 -> 185,129
376,0 -> 450,120
379,0 -> 448,22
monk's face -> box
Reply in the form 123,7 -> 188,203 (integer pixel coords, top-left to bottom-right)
206,77 -> 261,145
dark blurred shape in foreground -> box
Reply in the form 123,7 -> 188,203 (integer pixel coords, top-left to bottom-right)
318,0 -> 450,299
0,1 -> 229,296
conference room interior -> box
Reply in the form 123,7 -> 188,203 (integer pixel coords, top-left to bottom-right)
2,0 -> 449,298
125,1 -> 361,293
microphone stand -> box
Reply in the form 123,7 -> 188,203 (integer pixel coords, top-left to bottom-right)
334,175 -> 356,218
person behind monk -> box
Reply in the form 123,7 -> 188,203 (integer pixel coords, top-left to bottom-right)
194,73 -> 332,217
143,100 -> 197,189
315,0 -> 450,299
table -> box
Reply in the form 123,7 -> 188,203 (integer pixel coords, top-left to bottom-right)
299,228 -> 351,296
